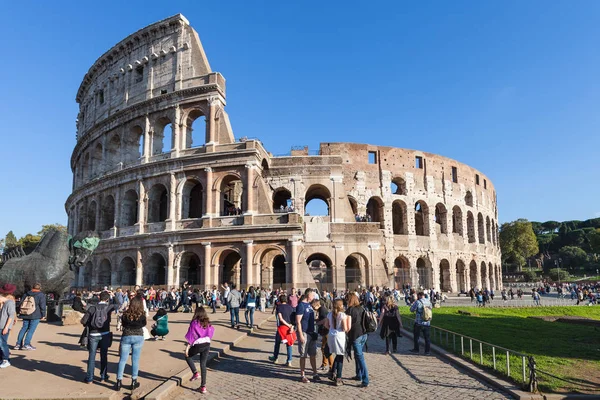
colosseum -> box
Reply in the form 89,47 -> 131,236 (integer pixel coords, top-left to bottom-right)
65,14 -> 502,293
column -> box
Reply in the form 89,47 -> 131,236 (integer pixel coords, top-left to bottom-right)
368,243 -> 379,287
244,240 -> 254,286
244,163 -> 255,215
137,179 -> 146,234
288,239 -> 300,286
173,105 -> 181,156
94,197 -> 100,232
167,245 -> 175,287
143,114 -> 151,162
169,173 -> 177,231
136,248 -> 143,286
78,267 -> 85,287
206,97 -> 218,145
333,245 -> 344,289
203,167 -> 214,217
202,242 -> 212,288
112,186 -> 120,238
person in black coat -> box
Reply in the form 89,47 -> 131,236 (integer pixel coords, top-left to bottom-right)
378,295 -> 403,354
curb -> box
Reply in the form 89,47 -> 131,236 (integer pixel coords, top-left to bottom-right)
144,315 -> 276,400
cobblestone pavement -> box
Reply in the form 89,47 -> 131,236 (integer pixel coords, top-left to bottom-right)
167,319 -> 512,400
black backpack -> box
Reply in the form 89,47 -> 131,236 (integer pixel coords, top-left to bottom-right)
90,305 -> 109,330
362,307 -> 378,333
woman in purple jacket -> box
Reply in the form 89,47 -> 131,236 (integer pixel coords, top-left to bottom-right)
185,306 -> 215,394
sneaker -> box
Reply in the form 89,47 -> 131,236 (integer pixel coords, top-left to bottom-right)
317,365 -> 327,371
23,345 -> 36,351
335,378 -> 343,386
424,352 -> 431,356
285,361 -> 293,367
301,375 -> 310,383
13,345 -> 20,351
268,356 -> 278,363
312,374 -> 321,382
409,349 -> 419,354
0,360 -> 10,368
199,386 -> 207,394
190,372 -> 200,382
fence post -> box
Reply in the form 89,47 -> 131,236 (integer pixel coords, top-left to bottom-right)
492,346 -> 496,370
522,356 -> 526,383
506,350 -> 510,376
461,336 -> 464,355
479,342 -> 483,364
470,339 -> 473,360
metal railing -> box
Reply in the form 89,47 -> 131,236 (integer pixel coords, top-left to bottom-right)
403,316 -> 538,392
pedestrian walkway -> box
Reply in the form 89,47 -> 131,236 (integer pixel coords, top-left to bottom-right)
166,319 -> 512,400
0,307 -> 274,399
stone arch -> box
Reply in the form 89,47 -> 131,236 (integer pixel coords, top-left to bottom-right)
465,191 -> 473,207
181,179 -> 203,219
121,189 -> 139,227
467,211 -> 476,243
305,253 -> 333,291
83,261 -> 93,288
305,184 -> 331,216
184,108 -> 206,149
469,260 -> 478,289
100,195 -> 115,231
272,255 -> 286,286
87,201 -> 97,231
78,203 -> 87,233
488,262 -> 495,290
486,216 -> 491,243
477,213 -> 485,244
98,258 -> 112,287
345,253 -> 368,289
273,187 -> 292,212
219,174 -> 244,216
106,134 -> 121,170
480,261 -> 488,289
180,251 -> 202,286
491,220 -> 497,246
452,205 -> 463,235
392,200 -> 408,234
145,253 -> 167,286
256,246 -> 287,289
153,117 -> 173,155
91,142 -> 103,178
219,249 -> 242,288
125,125 -> 144,164
261,158 -> 269,170
439,259 -> 451,292
416,257 -> 432,289
82,153 -> 91,182
456,259 -> 467,293
391,177 -> 407,195
366,196 -> 384,228
147,183 -> 169,223
394,255 -> 410,289
348,195 -> 358,216
434,203 -> 448,234
415,200 -> 430,236
118,256 -> 136,286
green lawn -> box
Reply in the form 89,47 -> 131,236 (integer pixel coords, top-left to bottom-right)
398,306 -> 600,393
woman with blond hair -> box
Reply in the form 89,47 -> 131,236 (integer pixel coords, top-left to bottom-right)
324,298 -> 350,386
379,294 -> 403,355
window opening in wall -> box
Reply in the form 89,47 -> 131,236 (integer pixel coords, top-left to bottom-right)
98,90 -> 104,105
135,66 -> 144,83
391,177 -> 407,195
484,179 -> 487,189
476,174 -> 480,185
451,166 -> 458,183
161,89 -> 167,95
368,151 -> 377,164
415,156 -> 423,169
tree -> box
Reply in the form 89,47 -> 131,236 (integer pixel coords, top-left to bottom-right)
589,228 -> 600,255
18,233 -> 42,254
499,219 -> 539,271
548,268 -> 569,282
558,246 -> 588,269
38,223 -> 67,236
541,221 -> 561,234
4,231 -> 17,249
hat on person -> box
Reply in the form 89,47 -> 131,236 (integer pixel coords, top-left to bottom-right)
0,283 -> 17,294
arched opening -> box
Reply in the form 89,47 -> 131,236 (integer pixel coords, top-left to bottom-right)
83,261 -> 93,288
181,252 -> 202,286
261,159 -> 269,170
100,195 -> 115,231
465,191 -> 473,207
82,153 -> 91,182
106,135 -> 120,170
153,117 -> 173,155
391,177 -> 407,195
273,254 -> 286,285
415,201 -> 430,236
145,253 -> 166,285
78,205 -> 86,233
434,203 -> 448,234
456,260 -> 467,293
221,250 -> 242,286
469,260 -> 478,289
439,259 -> 451,292
416,257 -> 431,289
348,196 -> 358,216
91,143 -> 103,178
392,200 -> 408,234
345,254 -> 367,289
124,125 -> 144,164
488,262 -> 495,289
98,259 -> 112,286
394,256 -> 410,289
305,184 -> 331,216
306,253 -> 333,291
148,184 -> 169,223
121,190 -> 138,227
273,188 -> 292,212
452,206 -> 463,236
87,201 -> 97,231
467,211 -> 476,243
185,109 -> 206,149
119,257 -> 136,286
220,175 -> 244,216
486,216 -> 491,243
366,197 -> 384,228
477,213 -> 485,244
182,180 -> 203,219
480,261 -> 488,289
491,220 -> 497,246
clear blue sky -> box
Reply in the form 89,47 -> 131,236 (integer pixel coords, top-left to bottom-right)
1,1 -> 599,238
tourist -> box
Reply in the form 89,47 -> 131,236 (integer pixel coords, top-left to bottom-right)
81,291 -> 117,383
379,295 -> 403,355
409,292 -> 432,355
227,283 -> 242,329
0,284 -> 17,368
296,288 -> 319,383
244,286 -> 257,328
324,298 -> 350,386
72,291 -> 86,313
268,294 -> 295,366
288,287 -> 299,308
221,282 -> 230,313
185,306 -> 215,394
116,296 -> 146,391
210,286 -> 218,313
151,308 -> 169,340
312,298 -> 331,372
14,283 -> 46,351
346,292 -> 369,387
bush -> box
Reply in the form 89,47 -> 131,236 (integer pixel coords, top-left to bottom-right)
548,268 -> 569,282
522,270 -> 538,281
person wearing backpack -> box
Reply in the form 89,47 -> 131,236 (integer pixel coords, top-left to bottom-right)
345,292 -> 369,388
409,292 -> 432,355
14,283 -> 46,351
379,295 -> 403,355
81,291 -> 117,383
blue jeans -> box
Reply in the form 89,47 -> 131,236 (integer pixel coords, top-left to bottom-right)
245,307 -> 255,327
117,335 -> 144,380
86,333 -> 111,382
16,319 -> 40,347
272,331 -> 293,363
0,332 -> 10,361
230,307 -> 240,327
353,334 -> 369,385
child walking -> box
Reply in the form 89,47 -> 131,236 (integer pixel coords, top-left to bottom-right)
185,306 -> 215,394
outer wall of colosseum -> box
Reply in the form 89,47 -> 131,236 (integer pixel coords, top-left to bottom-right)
65,14 -> 502,293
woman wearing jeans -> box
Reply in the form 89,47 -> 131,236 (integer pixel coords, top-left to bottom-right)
116,296 -> 146,391
346,293 -> 370,388
244,286 -> 257,328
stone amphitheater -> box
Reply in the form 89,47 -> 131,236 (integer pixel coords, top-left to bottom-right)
65,14 -> 502,293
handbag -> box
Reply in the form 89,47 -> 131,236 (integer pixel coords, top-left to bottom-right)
142,327 -> 152,340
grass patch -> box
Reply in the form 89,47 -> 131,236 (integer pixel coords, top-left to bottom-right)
399,306 -> 600,393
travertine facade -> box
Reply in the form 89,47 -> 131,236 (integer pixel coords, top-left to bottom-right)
66,14 -> 502,292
